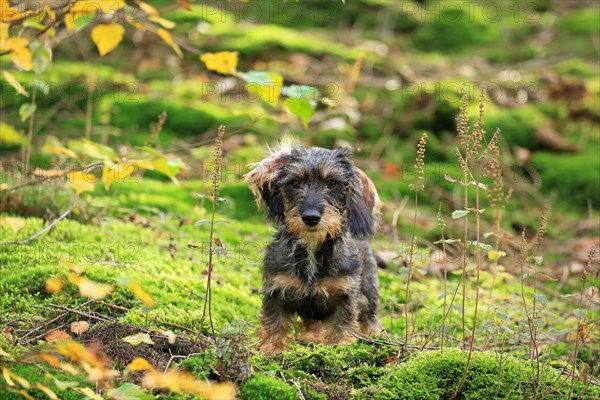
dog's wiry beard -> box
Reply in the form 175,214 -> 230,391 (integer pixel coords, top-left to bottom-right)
284,205 -> 342,249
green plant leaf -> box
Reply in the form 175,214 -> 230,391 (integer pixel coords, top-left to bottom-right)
19,103 -> 36,122
452,209 -> 470,219
573,309 -> 587,321
79,139 -> 118,161
282,85 -> 319,101
242,71 -> 283,107
533,293 -> 548,308
284,98 -> 316,128
29,40 -> 52,75
106,383 -> 154,400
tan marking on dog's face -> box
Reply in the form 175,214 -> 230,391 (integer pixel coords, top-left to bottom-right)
284,204 -> 342,247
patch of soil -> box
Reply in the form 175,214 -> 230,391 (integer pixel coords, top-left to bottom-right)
79,323 -> 206,371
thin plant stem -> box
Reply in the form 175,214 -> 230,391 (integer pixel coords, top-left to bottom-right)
404,191 -> 418,347
199,125 -> 225,341
24,75 -> 38,174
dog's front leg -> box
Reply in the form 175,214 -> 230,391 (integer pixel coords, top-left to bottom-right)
259,293 -> 292,354
319,296 -> 360,345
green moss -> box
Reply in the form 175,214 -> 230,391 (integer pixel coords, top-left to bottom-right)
534,147 -> 600,209
484,106 -> 546,149
179,349 -> 218,380
239,373 -> 297,400
559,8 -> 600,37
355,349 -> 600,400
0,363 -> 89,400
414,1 -> 501,53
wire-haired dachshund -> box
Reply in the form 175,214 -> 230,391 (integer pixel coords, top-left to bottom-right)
245,141 -> 383,354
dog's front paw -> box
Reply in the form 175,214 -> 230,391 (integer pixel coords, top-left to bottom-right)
327,332 -> 357,345
259,340 -> 288,355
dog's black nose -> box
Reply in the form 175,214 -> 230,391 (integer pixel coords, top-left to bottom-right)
301,209 -> 321,226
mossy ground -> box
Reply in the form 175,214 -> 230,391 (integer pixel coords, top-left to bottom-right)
2,176 -> 598,398
1,1 -> 599,398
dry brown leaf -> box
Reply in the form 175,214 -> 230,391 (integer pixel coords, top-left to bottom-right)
70,321 -> 90,335
45,329 -> 72,343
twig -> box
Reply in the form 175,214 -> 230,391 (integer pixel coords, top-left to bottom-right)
18,299 -> 95,342
1,205 -> 75,245
0,162 -> 103,193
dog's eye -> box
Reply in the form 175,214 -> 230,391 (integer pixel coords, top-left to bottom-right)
290,180 -> 301,189
326,180 -> 337,189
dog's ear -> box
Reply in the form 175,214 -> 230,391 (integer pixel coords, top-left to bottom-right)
244,148 -> 289,221
347,167 -> 381,238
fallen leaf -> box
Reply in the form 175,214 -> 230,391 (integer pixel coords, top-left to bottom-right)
160,330 -> 177,344
91,24 -> 125,56
68,274 -> 113,300
1,70 -> 29,96
0,216 -> 25,234
123,332 -> 154,346
127,282 -> 155,307
36,383 -> 58,399
126,357 -> 155,372
45,277 -> 64,294
2,368 -> 30,388
45,329 -> 72,343
77,387 -> 103,400
70,321 -> 90,335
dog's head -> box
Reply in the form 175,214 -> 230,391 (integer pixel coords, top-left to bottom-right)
245,144 -> 380,246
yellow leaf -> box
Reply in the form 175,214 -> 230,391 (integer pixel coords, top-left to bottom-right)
127,281 -> 155,306
77,387 -> 103,400
1,70 -> 29,97
123,332 -> 155,346
45,277 -> 64,294
49,146 -> 79,160
4,38 -> 32,71
487,250 -> 507,261
31,168 -> 65,177
70,275 -> 113,300
129,159 -> 155,170
156,28 -> 182,58
2,368 -> 30,388
70,321 -> 90,335
200,51 -> 238,75
137,1 -> 158,16
0,348 -> 12,358
36,383 -> 58,400
0,0 -> 33,22
91,24 -> 124,56
60,258 -> 82,274
19,391 -> 35,400
126,357 -> 155,371
102,161 -> 135,190
71,0 -> 126,14
148,15 -> 176,29
0,216 -> 25,234
67,171 -> 97,195
39,354 -> 60,368
142,370 -> 236,397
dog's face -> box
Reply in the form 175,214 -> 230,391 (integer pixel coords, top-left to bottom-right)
246,145 -> 380,246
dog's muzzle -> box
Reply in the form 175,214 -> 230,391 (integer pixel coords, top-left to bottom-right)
301,209 -> 321,226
